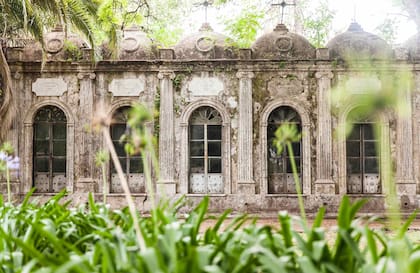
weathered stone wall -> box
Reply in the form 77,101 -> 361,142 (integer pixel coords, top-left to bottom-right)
2,24 -> 420,215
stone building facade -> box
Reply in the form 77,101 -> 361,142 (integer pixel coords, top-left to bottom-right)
2,22 -> 420,214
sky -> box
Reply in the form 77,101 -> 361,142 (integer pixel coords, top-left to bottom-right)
189,0 -> 417,45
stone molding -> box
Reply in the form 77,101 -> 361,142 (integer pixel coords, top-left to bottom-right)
260,99 -> 311,195
23,99 -> 75,193
77,72 -> 96,80
109,78 -> 145,97
315,70 -> 335,194
32,78 -> 67,97
179,99 -> 231,194
237,70 -> 255,192
158,70 -> 176,193
337,103 -> 391,195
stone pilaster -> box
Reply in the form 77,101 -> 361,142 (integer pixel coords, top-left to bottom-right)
396,77 -> 416,194
315,71 -> 335,194
157,71 -> 176,195
236,71 -> 255,194
76,72 -> 96,191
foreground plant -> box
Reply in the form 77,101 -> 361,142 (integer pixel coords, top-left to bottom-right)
0,191 -> 419,273
0,142 -> 19,203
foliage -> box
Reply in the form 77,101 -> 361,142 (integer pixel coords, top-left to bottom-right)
393,0 -> 420,31
375,17 -> 400,45
222,5 -> 264,48
298,0 -> 335,48
0,191 -> 419,272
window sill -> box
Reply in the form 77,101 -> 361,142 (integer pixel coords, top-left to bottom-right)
345,193 -> 384,197
265,194 -> 309,197
186,194 -> 227,197
103,193 -> 148,197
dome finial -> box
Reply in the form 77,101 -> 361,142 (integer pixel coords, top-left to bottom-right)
271,0 -> 295,24
194,0 -> 214,25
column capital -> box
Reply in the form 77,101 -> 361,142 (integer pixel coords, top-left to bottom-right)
158,71 -> 176,80
77,72 -> 96,80
315,71 -> 334,80
236,71 -> 255,79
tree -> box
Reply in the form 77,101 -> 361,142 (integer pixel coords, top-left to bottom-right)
297,0 -> 335,48
398,0 -> 420,31
0,0 -> 99,141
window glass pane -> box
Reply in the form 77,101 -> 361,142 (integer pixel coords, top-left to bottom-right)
268,157 -> 284,173
268,143 -> 282,159
208,141 -> 221,156
207,125 -> 222,140
35,157 -> 49,172
289,142 -> 301,156
53,141 -> 66,156
190,158 -> 204,173
111,125 -> 126,140
208,158 -> 221,173
118,158 -> 127,173
364,141 -> 377,157
35,124 -> 49,139
363,124 -> 375,140
35,140 -> 49,155
53,124 -> 66,140
348,125 -> 360,140
365,158 -> 379,173
129,158 -> 143,173
190,125 -> 204,140
346,141 -> 360,157
347,158 -> 361,174
52,158 -> 66,173
35,109 -> 49,121
286,158 -> 300,173
113,141 -> 126,156
190,141 -> 204,156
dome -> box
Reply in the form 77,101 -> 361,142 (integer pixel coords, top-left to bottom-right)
251,24 -> 316,59
327,22 -> 393,60
403,33 -> 420,59
102,25 -> 156,60
23,25 -> 89,61
174,23 -> 238,59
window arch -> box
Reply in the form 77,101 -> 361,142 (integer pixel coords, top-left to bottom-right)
189,106 -> 223,194
267,106 -> 302,194
110,106 -> 144,193
346,120 -> 380,194
33,105 -> 67,192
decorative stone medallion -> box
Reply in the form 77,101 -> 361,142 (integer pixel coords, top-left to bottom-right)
32,78 -> 68,96
121,37 -> 140,52
275,36 -> 293,52
195,36 -> 215,52
46,38 -> 64,53
109,78 -> 145,97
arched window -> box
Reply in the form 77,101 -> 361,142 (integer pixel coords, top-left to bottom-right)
346,122 -> 380,193
33,106 -> 67,192
267,106 -> 302,194
189,106 -> 223,194
110,106 -> 144,193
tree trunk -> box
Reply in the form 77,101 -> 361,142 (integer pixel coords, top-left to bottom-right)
0,43 -> 15,141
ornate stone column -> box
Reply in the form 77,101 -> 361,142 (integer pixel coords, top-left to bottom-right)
236,71 -> 255,194
396,77 -> 415,194
315,71 -> 335,194
76,72 -> 96,192
157,71 -> 176,195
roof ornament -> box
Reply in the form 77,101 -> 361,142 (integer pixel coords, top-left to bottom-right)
271,0 -> 295,25
193,0 -> 214,24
